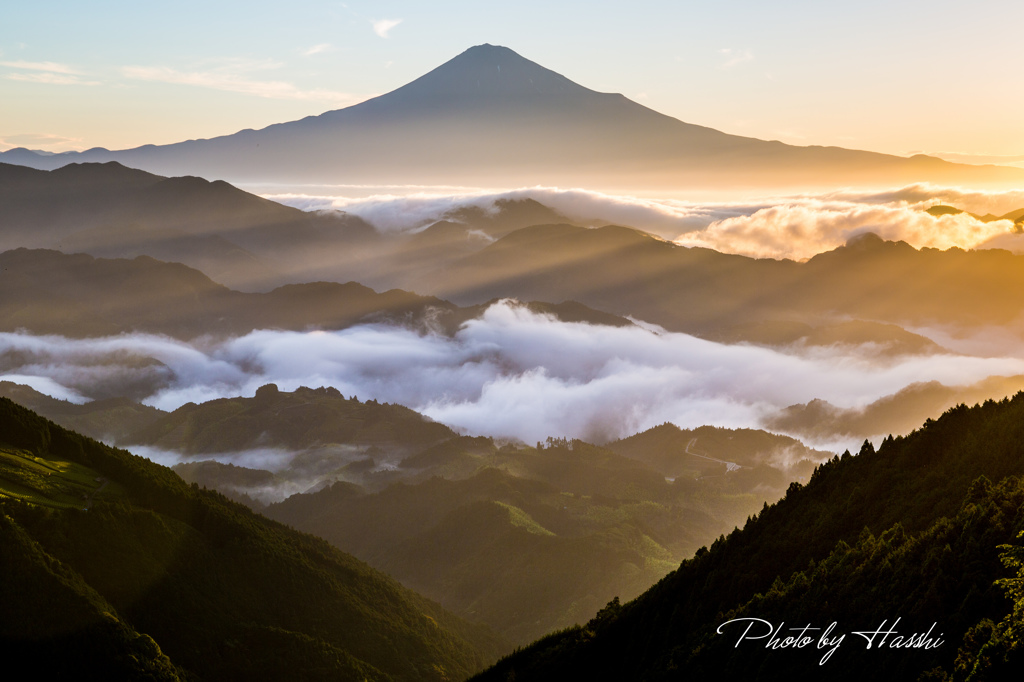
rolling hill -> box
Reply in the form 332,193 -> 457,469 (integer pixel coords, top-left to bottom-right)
0,161 -> 378,291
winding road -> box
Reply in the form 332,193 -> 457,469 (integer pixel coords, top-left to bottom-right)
685,438 -> 743,472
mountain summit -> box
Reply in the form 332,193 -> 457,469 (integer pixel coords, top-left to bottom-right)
381,43 -> 585,99
4,44 -> 1021,190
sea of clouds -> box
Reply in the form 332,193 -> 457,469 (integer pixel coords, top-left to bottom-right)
4,302 -> 1023,452
265,184 -> 1024,261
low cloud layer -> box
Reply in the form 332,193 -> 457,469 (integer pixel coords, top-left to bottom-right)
268,184 -> 1024,261
677,204 -> 1014,260
4,303 -> 1023,452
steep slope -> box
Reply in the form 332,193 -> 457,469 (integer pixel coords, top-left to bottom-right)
0,381 -> 165,443
0,397 -> 503,680
474,395 -> 1024,680
3,45 -> 1021,189
0,512 -> 186,680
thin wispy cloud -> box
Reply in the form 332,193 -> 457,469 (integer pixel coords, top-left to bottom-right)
301,43 -> 333,57
7,72 -> 99,86
2,60 -> 98,85
372,18 -> 402,38
0,60 -> 80,74
122,61 -> 363,105
0,132 -> 85,152
719,48 -> 754,69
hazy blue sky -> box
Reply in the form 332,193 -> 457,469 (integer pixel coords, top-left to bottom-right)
3,1 -> 1022,160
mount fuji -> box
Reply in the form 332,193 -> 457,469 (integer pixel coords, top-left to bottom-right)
3,44 -> 1021,190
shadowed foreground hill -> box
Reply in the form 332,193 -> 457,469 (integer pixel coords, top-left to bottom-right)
0,398 -> 502,680
0,380 -> 165,443
475,395 -> 1024,681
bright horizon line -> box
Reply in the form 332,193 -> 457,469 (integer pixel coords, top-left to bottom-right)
4,0 -> 1024,162
1,78 -> 1021,170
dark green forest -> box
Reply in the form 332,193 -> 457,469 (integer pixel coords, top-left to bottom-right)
0,398 -> 501,681
475,395 -> 1024,681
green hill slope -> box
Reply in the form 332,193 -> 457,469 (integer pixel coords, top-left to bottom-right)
267,435 -> 813,645
0,398 -> 502,680
474,395 -> 1024,680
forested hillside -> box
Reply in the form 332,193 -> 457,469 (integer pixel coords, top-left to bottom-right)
476,395 -> 1024,680
0,398 -> 502,680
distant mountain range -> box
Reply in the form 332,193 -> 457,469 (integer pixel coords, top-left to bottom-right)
0,247 -> 632,342
10,161 -> 1024,345
0,160 -> 582,292
421,224 -> 1024,334
3,45 -> 1022,190
0,161 -> 376,290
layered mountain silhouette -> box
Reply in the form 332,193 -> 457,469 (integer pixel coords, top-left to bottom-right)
0,248 -> 453,340
0,161 -> 379,290
0,248 -> 632,343
0,161 -> 588,292
421,224 -> 1024,335
3,45 -> 1022,189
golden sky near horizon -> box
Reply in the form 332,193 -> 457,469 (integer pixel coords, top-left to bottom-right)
2,1 -> 1023,164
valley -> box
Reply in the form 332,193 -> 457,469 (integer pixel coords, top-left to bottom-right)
4,29 -> 1024,681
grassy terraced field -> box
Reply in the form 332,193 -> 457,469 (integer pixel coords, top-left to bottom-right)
0,448 -> 123,509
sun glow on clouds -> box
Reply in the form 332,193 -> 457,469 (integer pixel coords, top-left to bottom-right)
268,184 -> 1024,260
3,303 -> 1023,448
677,205 -> 1015,260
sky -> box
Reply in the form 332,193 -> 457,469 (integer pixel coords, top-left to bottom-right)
2,1 -> 1023,162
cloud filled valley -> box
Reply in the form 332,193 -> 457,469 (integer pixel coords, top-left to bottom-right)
4,300 -> 1023,453
5,162 -> 1024,458
9,32 -> 1024,682
268,183 -> 1024,261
